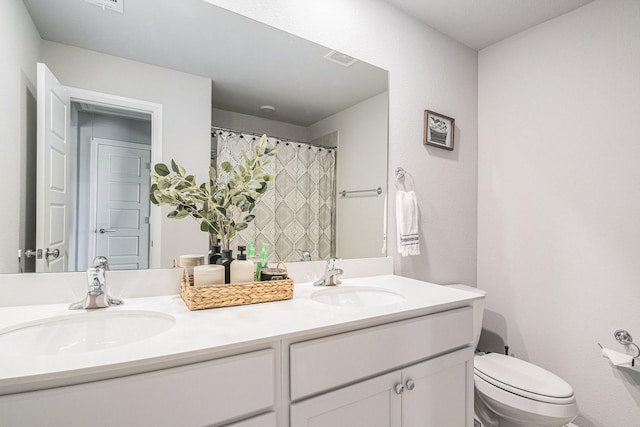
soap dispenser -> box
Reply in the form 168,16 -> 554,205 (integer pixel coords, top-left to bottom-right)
230,246 -> 254,283
257,242 -> 269,282
248,240 -> 258,263
216,248 -> 234,283
208,238 -> 222,265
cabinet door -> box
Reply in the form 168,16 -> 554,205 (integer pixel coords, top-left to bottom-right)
401,347 -> 474,427
290,371 -> 401,427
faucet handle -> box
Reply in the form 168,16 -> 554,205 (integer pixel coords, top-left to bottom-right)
327,257 -> 340,270
93,255 -> 109,270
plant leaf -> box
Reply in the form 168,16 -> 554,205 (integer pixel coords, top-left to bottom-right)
175,210 -> 189,219
154,163 -> 170,176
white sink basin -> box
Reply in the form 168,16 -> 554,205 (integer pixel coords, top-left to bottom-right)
0,310 -> 175,356
311,286 -> 405,307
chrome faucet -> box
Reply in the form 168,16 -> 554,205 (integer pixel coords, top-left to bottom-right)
69,256 -> 123,309
297,249 -> 312,262
313,257 -> 343,286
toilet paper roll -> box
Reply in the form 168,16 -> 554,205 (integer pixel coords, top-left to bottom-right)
193,265 -> 225,287
602,347 -> 635,369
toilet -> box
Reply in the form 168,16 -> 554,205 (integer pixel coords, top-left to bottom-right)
447,284 -> 578,427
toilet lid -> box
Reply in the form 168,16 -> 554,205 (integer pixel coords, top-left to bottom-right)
474,353 -> 574,403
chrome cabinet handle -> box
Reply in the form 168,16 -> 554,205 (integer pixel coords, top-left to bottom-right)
394,383 -> 404,394
99,228 -> 117,234
45,248 -> 60,259
406,379 -> 416,391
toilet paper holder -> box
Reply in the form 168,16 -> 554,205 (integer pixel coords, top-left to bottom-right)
613,329 -> 640,358
598,329 -> 640,371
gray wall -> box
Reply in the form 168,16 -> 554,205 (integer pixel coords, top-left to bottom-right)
478,2 -> 640,425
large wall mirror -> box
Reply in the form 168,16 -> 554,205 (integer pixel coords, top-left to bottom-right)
3,0 -> 388,274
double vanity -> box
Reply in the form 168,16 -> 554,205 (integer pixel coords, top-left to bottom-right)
0,259 -> 481,426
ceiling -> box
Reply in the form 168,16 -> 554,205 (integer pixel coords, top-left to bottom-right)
22,0 -> 387,127
384,0 -> 594,50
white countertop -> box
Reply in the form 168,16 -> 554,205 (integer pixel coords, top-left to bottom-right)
0,274 -> 481,395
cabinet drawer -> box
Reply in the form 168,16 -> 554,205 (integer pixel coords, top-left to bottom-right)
0,349 -> 275,427
290,307 -> 472,400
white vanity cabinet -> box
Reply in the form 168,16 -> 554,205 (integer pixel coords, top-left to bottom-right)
0,349 -> 277,427
289,307 -> 474,427
0,276 -> 480,427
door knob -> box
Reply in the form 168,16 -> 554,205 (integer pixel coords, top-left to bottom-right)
406,379 -> 416,391
45,248 -> 60,259
99,228 -> 117,234
394,383 -> 404,394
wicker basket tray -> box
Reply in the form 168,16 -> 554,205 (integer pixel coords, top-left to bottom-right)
179,268 -> 294,310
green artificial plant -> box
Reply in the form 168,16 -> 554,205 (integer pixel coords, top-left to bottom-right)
150,135 -> 274,250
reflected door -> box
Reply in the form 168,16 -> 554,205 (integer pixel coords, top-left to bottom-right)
35,63 -> 70,272
94,140 -> 151,270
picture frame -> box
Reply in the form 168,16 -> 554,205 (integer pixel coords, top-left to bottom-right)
424,110 -> 455,151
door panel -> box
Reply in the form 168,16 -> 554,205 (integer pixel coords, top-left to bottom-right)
36,63 -> 70,272
94,141 -> 151,270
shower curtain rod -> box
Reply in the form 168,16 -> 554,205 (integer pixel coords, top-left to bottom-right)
211,126 -> 336,150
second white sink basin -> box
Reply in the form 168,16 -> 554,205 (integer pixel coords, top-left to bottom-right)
0,310 -> 175,356
311,286 -> 405,307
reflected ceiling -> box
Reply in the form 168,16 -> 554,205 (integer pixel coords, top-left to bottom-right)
23,0 -> 387,126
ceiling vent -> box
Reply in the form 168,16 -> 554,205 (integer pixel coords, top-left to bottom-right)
324,51 -> 358,67
85,0 -> 124,13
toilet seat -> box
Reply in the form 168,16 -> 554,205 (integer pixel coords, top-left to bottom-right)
474,353 -> 576,405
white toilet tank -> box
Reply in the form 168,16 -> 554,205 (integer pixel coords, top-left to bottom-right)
445,284 -> 486,350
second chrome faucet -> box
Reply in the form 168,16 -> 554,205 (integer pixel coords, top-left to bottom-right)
314,257 -> 344,286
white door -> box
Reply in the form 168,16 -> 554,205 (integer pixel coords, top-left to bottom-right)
94,139 -> 151,270
35,63 -> 70,272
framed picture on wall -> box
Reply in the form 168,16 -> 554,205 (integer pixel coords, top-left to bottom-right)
424,110 -> 455,150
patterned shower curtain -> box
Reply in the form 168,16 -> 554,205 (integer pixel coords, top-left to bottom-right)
214,129 -> 336,262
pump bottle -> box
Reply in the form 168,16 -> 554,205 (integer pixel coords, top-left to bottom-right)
230,246 -> 254,283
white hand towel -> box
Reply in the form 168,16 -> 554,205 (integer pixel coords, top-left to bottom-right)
396,190 -> 420,256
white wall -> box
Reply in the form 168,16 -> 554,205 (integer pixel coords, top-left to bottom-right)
478,2 -> 640,425
207,0 -> 479,284
0,0 -> 41,273
212,108 -> 308,142
41,41 -> 212,268
308,92 -> 388,259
